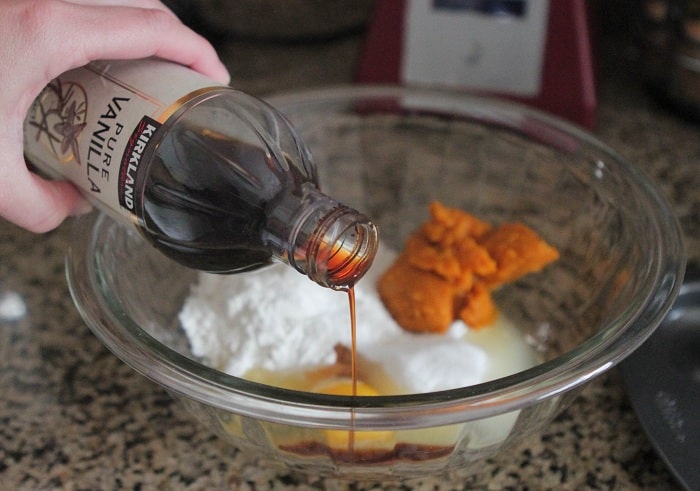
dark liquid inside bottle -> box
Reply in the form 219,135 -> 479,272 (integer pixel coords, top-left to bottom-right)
136,126 -> 305,273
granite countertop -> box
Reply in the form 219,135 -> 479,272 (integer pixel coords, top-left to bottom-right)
1,12 -> 699,491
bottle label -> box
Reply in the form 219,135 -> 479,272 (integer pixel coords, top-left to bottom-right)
118,115 -> 161,213
23,59 -> 224,222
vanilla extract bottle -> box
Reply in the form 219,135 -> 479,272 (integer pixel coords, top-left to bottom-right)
23,59 -> 378,289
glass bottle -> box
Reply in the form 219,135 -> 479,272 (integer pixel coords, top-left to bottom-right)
23,59 -> 378,289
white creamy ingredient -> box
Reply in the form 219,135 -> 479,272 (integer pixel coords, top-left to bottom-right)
179,247 -> 538,393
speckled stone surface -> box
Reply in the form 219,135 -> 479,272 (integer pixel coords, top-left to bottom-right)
1,12 -> 699,491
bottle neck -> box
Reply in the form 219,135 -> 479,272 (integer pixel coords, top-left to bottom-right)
266,186 -> 378,290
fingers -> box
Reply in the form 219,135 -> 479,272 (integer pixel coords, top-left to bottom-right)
14,1 -> 230,87
0,164 -> 91,233
72,2 -> 231,83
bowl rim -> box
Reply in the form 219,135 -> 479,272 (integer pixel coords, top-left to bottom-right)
65,85 -> 686,430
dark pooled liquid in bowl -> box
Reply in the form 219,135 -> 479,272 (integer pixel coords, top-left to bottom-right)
279,441 -> 455,464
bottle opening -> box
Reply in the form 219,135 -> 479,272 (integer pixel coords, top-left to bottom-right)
306,208 -> 379,290
324,222 -> 378,289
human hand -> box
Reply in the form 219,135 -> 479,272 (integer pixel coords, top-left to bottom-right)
1,0 -> 230,233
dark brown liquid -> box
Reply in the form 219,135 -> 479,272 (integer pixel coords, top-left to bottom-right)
321,240 -> 361,397
136,127 -> 308,273
348,286 -> 357,453
326,244 -> 360,451
325,247 -> 360,395
348,287 -> 357,397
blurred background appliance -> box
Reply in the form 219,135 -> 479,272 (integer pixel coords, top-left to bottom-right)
356,0 -> 598,128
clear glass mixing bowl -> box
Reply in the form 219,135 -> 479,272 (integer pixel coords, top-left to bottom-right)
66,86 -> 685,481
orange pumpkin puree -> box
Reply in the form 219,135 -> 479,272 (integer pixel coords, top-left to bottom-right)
378,202 -> 559,333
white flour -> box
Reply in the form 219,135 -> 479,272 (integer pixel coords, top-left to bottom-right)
179,249 -> 402,377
